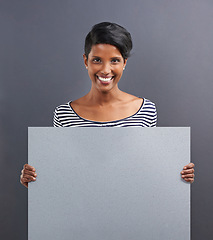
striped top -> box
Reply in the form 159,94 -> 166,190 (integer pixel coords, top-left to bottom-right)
53,98 -> 157,127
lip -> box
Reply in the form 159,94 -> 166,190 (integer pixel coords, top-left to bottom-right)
96,75 -> 114,84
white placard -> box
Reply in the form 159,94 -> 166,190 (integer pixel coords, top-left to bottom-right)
28,127 -> 190,240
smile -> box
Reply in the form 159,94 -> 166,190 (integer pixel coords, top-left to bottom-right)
96,76 -> 114,83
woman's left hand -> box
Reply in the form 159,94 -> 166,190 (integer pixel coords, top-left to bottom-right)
181,163 -> 195,183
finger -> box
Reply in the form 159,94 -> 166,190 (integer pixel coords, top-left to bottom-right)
24,164 -> 36,172
181,169 -> 194,174
182,174 -> 194,178
21,177 -> 30,183
24,164 -> 36,171
23,169 -> 37,177
22,175 -> 36,182
183,163 -> 195,170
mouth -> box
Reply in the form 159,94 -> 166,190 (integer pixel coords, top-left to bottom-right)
96,75 -> 114,84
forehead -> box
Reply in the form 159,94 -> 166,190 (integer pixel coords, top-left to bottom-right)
89,44 -> 122,57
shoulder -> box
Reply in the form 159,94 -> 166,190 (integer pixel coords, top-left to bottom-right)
141,98 -> 157,127
120,92 -> 157,116
142,98 -> 157,115
143,98 -> 157,108
122,92 -> 156,108
54,102 -> 72,113
53,101 -> 74,127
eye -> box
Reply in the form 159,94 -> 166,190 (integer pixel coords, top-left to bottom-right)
92,58 -> 101,63
111,58 -> 120,63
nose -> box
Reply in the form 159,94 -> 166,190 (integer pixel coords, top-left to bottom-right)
101,63 -> 111,75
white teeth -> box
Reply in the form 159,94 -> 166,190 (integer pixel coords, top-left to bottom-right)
98,76 -> 113,82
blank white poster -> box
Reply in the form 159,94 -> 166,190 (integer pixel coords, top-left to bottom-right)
28,127 -> 190,240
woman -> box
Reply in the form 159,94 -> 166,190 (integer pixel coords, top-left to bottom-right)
20,22 -> 195,188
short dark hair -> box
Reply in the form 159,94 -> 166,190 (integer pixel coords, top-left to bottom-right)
84,22 -> 133,60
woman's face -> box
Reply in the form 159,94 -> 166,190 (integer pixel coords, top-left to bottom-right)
83,44 -> 127,92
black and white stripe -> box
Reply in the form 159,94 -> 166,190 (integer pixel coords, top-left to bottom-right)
53,98 -> 157,127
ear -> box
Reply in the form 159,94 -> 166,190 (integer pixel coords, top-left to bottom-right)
123,58 -> 128,68
83,54 -> 88,69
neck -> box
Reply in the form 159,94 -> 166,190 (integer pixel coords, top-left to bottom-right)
85,85 -> 124,106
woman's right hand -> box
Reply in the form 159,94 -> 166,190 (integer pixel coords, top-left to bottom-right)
20,164 -> 37,188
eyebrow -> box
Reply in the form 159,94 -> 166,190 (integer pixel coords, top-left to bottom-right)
92,56 -> 122,59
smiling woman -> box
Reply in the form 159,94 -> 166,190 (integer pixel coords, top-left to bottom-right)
20,22 -> 195,188
55,22 -> 154,125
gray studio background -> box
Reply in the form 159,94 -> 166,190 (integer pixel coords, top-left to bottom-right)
0,0 -> 212,239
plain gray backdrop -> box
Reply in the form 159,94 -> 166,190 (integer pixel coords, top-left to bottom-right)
0,0 -> 213,239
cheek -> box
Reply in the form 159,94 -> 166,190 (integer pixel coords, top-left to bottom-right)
88,69 -> 98,79
115,66 -> 124,75
88,65 -> 100,74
